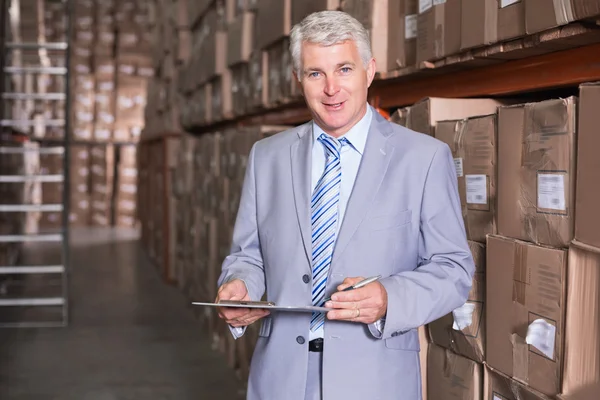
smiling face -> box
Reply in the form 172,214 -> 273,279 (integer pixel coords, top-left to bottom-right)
297,40 -> 376,138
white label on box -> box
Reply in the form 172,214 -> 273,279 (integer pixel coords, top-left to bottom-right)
122,168 -> 137,178
121,184 -> 136,194
433,0 -> 446,4
138,67 -> 154,77
452,302 -> 476,331
466,174 -> 487,204
538,173 -> 566,211
405,15 -> 418,39
119,64 -> 135,75
500,0 -> 521,8
419,0 -> 433,13
95,129 -> 111,140
526,318 -> 556,359
493,395 -> 504,400
453,158 -> 464,177
99,81 -> 114,91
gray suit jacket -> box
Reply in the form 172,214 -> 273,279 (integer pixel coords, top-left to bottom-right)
218,107 -> 475,400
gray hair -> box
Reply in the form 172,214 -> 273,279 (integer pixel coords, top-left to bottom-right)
289,10 -> 372,79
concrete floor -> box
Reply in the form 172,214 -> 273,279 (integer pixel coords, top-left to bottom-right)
0,227 -> 246,399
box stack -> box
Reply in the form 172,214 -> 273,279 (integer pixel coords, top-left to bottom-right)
59,0 -> 152,229
160,125 -> 285,380
143,0 -> 190,139
398,87 -> 600,399
137,137 -> 180,279
114,146 -> 138,228
90,144 -> 114,227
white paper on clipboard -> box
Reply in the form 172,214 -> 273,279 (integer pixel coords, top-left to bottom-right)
191,301 -> 332,313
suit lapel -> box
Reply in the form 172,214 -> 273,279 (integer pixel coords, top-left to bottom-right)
290,123 -> 313,265
333,111 -> 395,264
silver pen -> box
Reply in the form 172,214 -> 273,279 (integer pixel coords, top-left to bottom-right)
323,275 -> 382,303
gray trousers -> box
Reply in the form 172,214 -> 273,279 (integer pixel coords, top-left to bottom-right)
305,352 -> 323,400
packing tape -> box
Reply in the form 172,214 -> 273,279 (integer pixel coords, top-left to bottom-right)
554,0 -> 575,25
511,333 -> 530,384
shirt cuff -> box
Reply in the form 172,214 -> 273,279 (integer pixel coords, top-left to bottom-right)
368,317 -> 386,339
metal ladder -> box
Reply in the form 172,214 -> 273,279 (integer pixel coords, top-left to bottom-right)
0,0 -> 71,327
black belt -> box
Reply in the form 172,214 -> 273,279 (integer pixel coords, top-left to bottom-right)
309,338 -> 324,352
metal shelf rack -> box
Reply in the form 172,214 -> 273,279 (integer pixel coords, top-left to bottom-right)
0,0 -> 71,328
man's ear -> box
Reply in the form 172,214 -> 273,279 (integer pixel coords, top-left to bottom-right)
366,58 -> 377,87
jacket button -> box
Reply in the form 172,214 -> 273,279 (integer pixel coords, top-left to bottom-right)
296,336 -> 305,345
302,274 -> 310,284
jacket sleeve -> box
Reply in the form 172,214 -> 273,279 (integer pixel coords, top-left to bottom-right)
377,143 -> 475,340
217,143 -> 266,338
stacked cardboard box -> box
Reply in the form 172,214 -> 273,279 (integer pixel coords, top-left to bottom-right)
90,144 -> 114,226
562,82 -> 600,397
114,146 -> 138,228
137,137 -> 180,280
143,0 -> 190,138
395,97 -> 506,400
66,0 -> 152,228
146,126 -> 285,381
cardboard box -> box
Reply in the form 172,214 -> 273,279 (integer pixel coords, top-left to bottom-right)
227,12 -> 255,67
461,0 -> 497,51
407,97 -> 504,137
429,241 -> 486,363
497,97 -> 577,249
574,83 -> 600,251
525,0 -> 600,34
248,50 -> 268,109
391,107 -> 409,126
343,0 -> 408,72
231,64 -> 252,116
561,244 -> 600,396
417,0 -> 461,64
291,0 -> 340,25
484,366 -> 552,400
436,115 -> 497,243
255,0 -> 291,50
498,0 -> 526,42
428,344 -> 483,400
402,0 -> 418,69
486,235 -> 567,396
119,145 -> 137,167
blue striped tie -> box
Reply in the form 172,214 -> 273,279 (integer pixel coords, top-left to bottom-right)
310,134 -> 347,332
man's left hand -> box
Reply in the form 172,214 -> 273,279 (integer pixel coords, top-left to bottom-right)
325,277 -> 388,324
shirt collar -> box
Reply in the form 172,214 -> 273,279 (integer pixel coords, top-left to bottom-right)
312,105 -> 373,155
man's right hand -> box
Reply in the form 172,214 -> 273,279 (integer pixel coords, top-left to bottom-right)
216,279 -> 270,328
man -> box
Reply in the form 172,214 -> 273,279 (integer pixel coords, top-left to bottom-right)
216,10 -> 474,400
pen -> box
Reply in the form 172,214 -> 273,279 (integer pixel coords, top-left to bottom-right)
323,275 -> 382,303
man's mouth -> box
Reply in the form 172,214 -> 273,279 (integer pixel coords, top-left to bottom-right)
324,101 -> 344,110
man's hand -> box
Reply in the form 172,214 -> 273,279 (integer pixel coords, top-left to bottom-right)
216,279 -> 270,328
325,277 -> 387,324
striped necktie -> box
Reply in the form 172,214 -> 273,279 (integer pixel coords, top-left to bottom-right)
310,134 -> 347,332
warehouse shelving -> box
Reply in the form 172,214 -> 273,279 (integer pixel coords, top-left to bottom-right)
0,0 -> 72,328
172,21 -> 600,135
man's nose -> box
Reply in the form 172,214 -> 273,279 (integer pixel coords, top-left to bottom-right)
323,76 -> 340,96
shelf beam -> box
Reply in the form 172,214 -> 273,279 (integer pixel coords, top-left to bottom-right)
371,42 -> 600,108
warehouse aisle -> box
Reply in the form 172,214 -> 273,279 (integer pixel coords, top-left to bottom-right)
0,228 -> 245,399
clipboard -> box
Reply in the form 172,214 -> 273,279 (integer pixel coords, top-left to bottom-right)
191,300 -> 332,313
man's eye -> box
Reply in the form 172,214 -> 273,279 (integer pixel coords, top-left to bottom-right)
309,72 -> 320,78
340,67 -> 351,73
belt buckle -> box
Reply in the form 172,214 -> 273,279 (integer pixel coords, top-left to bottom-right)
309,338 -> 324,352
